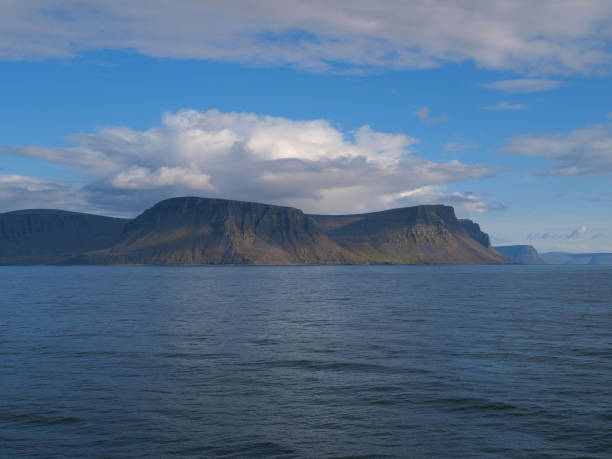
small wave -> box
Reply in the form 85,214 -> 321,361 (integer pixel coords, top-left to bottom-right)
426,396 -> 518,413
3,412 -> 85,427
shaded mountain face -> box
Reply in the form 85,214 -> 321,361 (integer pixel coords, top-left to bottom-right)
1,197 -> 510,265
495,245 -> 546,265
0,209 -> 127,264
459,219 -> 492,248
75,197 -> 352,265
540,252 -> 612,265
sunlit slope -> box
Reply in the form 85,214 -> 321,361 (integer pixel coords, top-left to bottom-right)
311,205 -> 509,265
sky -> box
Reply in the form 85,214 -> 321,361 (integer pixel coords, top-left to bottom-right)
0,0 -> 611,253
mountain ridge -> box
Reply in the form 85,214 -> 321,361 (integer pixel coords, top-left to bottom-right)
0,209 -> 128,265
540,251 -> 612,265
1,196 -> 510,265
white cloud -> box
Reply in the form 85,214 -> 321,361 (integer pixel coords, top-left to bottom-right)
443,141 -> 476,153
352,126 -> 418,161
0,109 -> 498,215
569,226 -> 588,238
1,1 -> 611,74
482,79 -> 564,93
111,166 -> 215,191
414,107 -> 447,124
0,174 -> 85,213
501,123 -> 612,176
383,186 -> 505,217
527,226 -> 588,240
482,101 -> 526,111
607,112 -> 612,120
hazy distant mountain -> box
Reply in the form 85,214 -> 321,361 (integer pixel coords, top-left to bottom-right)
540,252 -> 612,265
494,245 -> 546,265
0,209 -> 127,265
1,197 -> 510,265
493,245 -> 612,265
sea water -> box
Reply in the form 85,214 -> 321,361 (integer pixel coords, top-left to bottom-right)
1,265 -> 611,457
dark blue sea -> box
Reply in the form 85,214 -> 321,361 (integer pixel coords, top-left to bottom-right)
1,265 -> 611,458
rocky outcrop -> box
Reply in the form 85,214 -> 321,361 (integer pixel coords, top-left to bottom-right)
459,219 -> 492,248
494,245 -> 545,264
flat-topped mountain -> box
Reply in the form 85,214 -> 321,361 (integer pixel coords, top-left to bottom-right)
0,209 -> 128,265
310,205 -> 506,264
494,245 -> 612,265
75,197 -> 351,265
494,245 -> 546,265
540,252 -> 612,265
1,197 -> 510,265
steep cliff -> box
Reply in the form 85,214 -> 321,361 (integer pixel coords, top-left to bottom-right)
1,197 -> 511,265
75,197 -> 352,265
459,219 -> 492,248
312,205 -> 509,264
494,245 -> 546,264
0,209 -> 127,264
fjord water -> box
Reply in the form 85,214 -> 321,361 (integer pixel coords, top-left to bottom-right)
1,266 -> 610,458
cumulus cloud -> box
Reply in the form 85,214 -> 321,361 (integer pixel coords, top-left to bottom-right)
0,174 -> 85,213
482,79 -> 564,93
110,166 -> 215,191
383,186 -> 505,217
0,109 -> 498,215
501,124 -> 612,176
528,226 -> 588,240
414,107 -> 447,124
1,1 -> 611,74
482,102 -> 526,111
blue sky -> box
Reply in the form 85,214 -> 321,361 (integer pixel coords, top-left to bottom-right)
0,1 -> 611,252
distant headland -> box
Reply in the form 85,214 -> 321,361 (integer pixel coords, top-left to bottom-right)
495,244 -> 612,265
0,196 -> 512,265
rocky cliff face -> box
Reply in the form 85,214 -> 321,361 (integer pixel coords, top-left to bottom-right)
1,197 -> 511,265
494,245 -> 545,264
76,197 -> 352,265
311,205 -> 508,264
459,219 -> 492,248
0,209 -> 127,264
